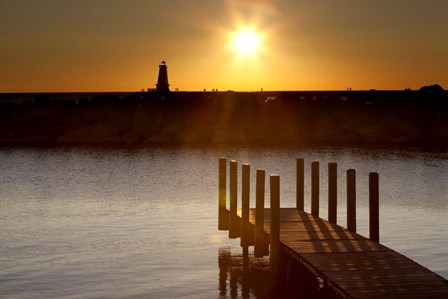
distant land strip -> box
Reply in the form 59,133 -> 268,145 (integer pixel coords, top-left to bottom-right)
0,88 -> 447,147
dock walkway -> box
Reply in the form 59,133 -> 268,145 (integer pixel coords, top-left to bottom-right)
218,158 -> 448,298
247,208 -> 448,298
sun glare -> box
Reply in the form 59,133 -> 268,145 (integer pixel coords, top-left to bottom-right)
232,29 -> 262,55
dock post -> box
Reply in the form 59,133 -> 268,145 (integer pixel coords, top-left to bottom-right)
347,169 -> 356,233
241,163 -> 251,248
229,160 -> 239,239
218,157 -> 228,230
296,158 -> 304,211
369,172 -> 379,242
328,163 -> 337,224
270,174 -> 280,274
254,169 -> 267,257
311,161 -> 320,217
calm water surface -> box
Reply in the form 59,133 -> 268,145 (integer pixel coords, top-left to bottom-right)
0,146 -> 447,298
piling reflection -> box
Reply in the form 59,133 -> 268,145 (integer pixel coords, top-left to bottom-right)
218,247 -> 337,299
218,247 -> 279,298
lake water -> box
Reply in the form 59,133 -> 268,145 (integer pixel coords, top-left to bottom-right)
0,146 -> 447,298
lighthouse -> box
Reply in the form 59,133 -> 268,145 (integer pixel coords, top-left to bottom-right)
156,60 -> 170,92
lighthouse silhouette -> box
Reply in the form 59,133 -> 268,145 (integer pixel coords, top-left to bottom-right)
156,60 -> 170,92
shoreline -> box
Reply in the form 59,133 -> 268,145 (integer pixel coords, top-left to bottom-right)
1,89 -> 447,148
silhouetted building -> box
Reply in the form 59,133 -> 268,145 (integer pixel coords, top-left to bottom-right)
156,61 -> 170,92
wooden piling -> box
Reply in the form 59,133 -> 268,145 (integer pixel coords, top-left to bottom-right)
369,172 -> 379,243
347,169 -> 356,233
254,169 -> 267,257
328,163 -> 337,224
229,160 -> 239,239
311,161 -> 319,217
218,157 -> 228,230
270,174 -> 280,274
240,163 -> 251,248
296,158 -> 304,211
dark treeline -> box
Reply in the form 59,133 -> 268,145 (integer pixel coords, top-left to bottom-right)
0,88 -> 447,147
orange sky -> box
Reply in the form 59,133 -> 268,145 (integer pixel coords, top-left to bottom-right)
1,0 -> 447,92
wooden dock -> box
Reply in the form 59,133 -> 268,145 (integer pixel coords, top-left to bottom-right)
218,158 -> 448,299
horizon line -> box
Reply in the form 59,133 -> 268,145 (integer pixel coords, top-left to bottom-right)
0,88 -> 444,94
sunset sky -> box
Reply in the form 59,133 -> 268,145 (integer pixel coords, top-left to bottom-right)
1,0 -> 447,92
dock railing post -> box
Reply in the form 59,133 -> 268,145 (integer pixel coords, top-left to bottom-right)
296,158 -> 304,211
311,161 -> 320,217
218,157 -> 228,230
347,169 -> 356,233
254,169 -> 267,257
270,174 -> 280,274
328,162 -> 337,224
229,160 -> 239,239
369,172 -> 379,242
241,163 -> 251,248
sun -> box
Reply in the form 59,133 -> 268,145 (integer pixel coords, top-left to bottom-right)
232,28 -> 262,55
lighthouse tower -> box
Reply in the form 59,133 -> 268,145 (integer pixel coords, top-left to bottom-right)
156,60 -> 170,92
